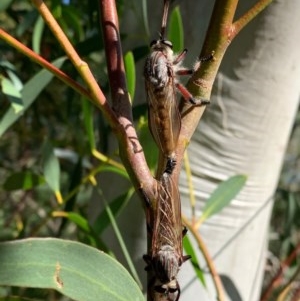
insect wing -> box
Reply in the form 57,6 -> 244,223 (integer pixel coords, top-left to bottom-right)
146,78 -> 181,158
152,174 -> 182,257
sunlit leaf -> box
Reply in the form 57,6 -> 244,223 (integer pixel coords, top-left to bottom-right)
0,76 -> 23,113
0,238 -> 144,301
199,175 -> 247,224
183,235 -> 206,287
41,140 -> 61,201
32,15 -> 44,54
0,57 -> 67,137
124,51 -> 136,101
167,6 -> 184,53
97,165 -> 129,180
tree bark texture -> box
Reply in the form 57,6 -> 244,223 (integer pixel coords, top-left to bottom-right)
179,1 -> 300,300
95,1 -> 300,300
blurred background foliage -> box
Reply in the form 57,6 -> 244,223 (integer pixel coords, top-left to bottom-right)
0,1 -> 151,299
0,0 -> 300,300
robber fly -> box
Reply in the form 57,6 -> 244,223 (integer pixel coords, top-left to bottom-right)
144,0 -> 209,175
144,173 -> 190,301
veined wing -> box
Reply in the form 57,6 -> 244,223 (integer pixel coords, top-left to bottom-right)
145,77 -> 181,158
151,174 -> 182,257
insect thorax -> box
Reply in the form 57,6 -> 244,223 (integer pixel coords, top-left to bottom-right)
144,41 -> 174,89
152,245 -> 181,283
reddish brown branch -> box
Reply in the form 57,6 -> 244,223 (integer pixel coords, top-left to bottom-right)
260,242 -> 300,301
0,29 -> 90,99
98,0 -> 157,205
233,0 -> 273,38
31,0 -> 118,129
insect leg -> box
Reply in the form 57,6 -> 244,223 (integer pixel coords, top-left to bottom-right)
182,226 -> 188,237
176,69 -> 193,76
164,155 -> 177,175
173,49 -> 188,65
175,82 -> 210,106
182,255 -> 192,262
193,51 -> 215,71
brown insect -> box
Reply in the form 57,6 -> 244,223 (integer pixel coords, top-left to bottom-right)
144,173 -> 190,301
144,0 -> 209,175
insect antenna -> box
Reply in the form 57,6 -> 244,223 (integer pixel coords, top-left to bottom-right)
160,0 -> 170,39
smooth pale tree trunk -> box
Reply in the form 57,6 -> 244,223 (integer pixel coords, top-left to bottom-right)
178,1 -> 300,301
93,1 -> 300,301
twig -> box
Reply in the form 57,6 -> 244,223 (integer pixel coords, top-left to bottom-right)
31,0 -> 118,129
0,29 -> 90,99
178,0 -> 274,157
182,215 -> 225,301
261,242 -> 300,301
233,0 -> 273,38
98,0 -> 157,208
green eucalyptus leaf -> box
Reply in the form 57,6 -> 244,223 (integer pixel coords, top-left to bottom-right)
167,6 -> 184,53
199,175 -> 247,223
3,171 -> 45,191
183,235 -> 206,287
32,15 -> 44,54
93,188 -> 134,234
82,98 -> 95,150
41,140 -> 61,196
0,76 -> 23,113
97,165 -> 130,180
0,57 -> 67,137
124,51 -> 136,101
0,238 -> 144,301
0,0 -> 13,11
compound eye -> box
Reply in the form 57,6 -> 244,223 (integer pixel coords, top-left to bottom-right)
162,40 -> 173,49
150,40 -> 158,47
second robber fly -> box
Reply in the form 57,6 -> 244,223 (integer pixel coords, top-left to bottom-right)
144,173 -> 190,301
144,0 -> 209,175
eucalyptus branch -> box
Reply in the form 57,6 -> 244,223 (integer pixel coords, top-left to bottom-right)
261,242 -> 300,301
31,0 -> 118,129
233,0 -> 273,38
98,0 -> 157,203
0,28 -> 90,99
175,0 -> 274,182
277,264 -> 300,301
182,215 -> 225,301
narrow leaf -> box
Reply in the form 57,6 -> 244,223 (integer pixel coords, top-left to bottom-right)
32,15 -> 44,54
41,140 -> 61,202
167,6 -> 184,53
124,51 -> 136,101
199,175 -> 247,224
0,0 -> 13,10
93,188 -> 135,234
82,98 -> 95,150
59,212 -> 91,233
0,57 -> 67,137
0,76 -> 23,113
3,171 -> 45,191
97,165 -> 129,180
183,235 -> 206,287
0,238 -> 144,301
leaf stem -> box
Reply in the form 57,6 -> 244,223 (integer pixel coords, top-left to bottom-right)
0,29 -> 90,99
96,187 -> 143,289
31,0 -> 119,129
182,215 -> 225,301
233,0 -> 273,38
